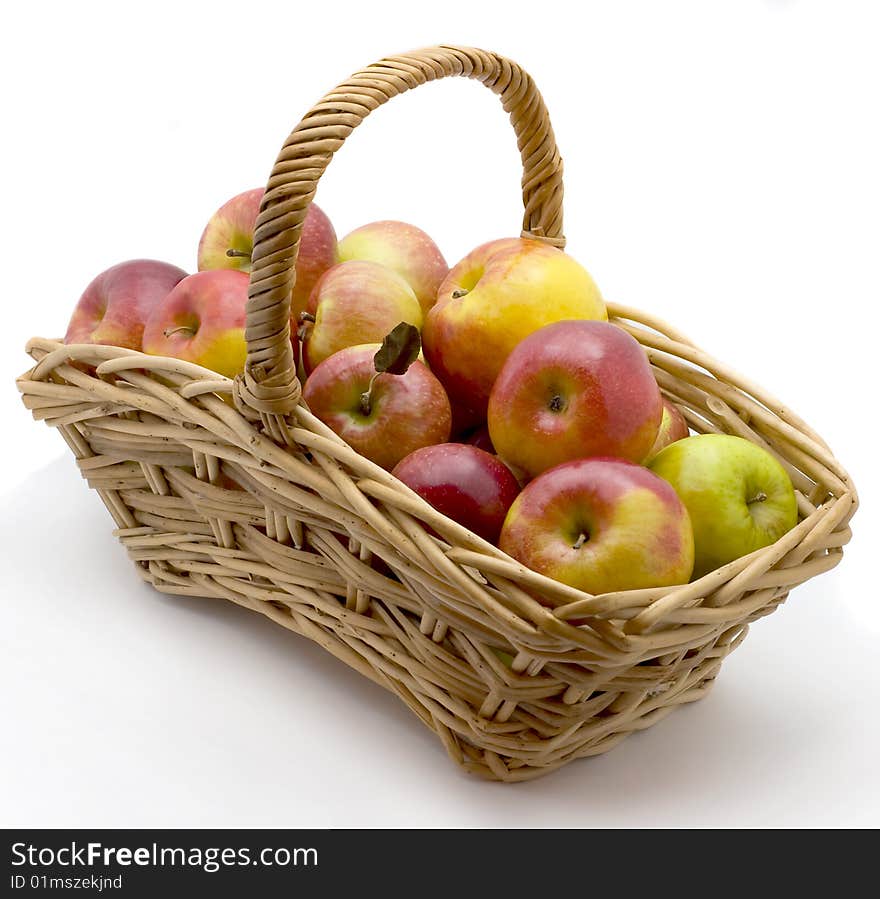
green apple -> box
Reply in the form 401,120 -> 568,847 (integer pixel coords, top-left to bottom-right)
649,433 -> 798,578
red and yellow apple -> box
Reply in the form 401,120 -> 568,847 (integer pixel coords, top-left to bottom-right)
649,434 -> 798,578
392,443 -> 520,543
499,457 -> 695,596
337,220 -> 447,315
488,320 -> 663,477
64,259 -> 188,350
302,343 -> 451,471
142,270 -> 250,378
301,261 -> 423,372
644,398 -> 689,462
423,238 -> 607,414
197,187 -> 337,322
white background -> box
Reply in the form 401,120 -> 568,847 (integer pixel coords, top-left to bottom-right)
2,0 -> 878,827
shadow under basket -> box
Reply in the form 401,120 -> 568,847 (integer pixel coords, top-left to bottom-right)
17,46 -> 857,782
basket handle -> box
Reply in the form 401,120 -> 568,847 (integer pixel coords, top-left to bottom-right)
237,45 -> 566,420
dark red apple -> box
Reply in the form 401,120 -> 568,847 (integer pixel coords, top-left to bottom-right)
392,443 -> 520,543
465,425 -> 496,455
449,401 -> 485,439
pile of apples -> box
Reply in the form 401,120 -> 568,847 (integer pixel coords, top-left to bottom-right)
64,188 -> 799,595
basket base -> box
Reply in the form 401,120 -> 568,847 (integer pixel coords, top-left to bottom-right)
133,538 -> 725,782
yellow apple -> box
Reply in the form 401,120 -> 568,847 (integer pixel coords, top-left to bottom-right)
423,238 -> 606,414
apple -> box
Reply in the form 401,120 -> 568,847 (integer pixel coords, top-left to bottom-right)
648,434 -> 798,578
301,260 -> 423,372
289,202 -> 338,322
644,398 -> 689,462
488,320 -> 663,478
449,402 -> 485,441
392,443 -> 520,543
464,424 -> 531,488
499,457 -> 694,596
337,220 -> 447,315
465,424 -> 496,455
302,343 -> 451,471
197,187 -> 337,321
423,237 -> 607,414
464,423 -> 530,490
64,259 -> 188,350
142,270 -> 250,378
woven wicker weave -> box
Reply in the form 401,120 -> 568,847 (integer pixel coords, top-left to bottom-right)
18,46 -> 856,782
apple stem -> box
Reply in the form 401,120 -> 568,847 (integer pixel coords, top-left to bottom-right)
451,288 -> 469,299
297,312 -> 316,343
750,491 -> 768,504
572,532 -> 589,550
359,372 -> 381,416
226,248 -> 252,259
163,326 -> 196,339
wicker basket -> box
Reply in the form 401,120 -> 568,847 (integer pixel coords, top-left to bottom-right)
17,46 -> 857,782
